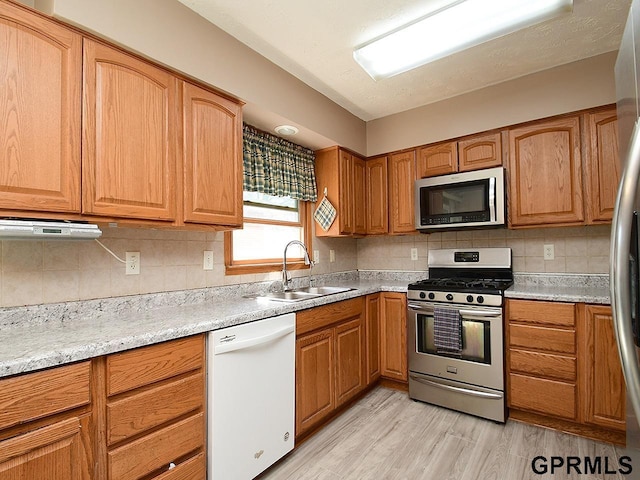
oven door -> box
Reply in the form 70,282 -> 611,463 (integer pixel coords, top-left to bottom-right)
407,301 -> 504,391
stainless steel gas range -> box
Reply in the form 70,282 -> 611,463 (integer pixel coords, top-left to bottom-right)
407,248 -> 513,423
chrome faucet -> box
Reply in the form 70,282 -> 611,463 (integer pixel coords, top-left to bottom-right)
282,240 -> 313,291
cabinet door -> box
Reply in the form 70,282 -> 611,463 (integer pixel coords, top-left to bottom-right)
365,156 -> 388,235
582,305 -> 626,431
585,109 -> 621,224
181,81 -> 242,226
508,116 -> 584,227
338,150 -> 354,234
334,316 -> 365,407
380,293 -> 407,382
458,131 -> 503,172
353,156 -> 367,235
295,329 -> 335,436
389,150 -> 417,235
0,416 -> 91,480
417,141 -> 457,178
365,294 -> 381,384
83,39 -> 177,221
0,2 -> 81,213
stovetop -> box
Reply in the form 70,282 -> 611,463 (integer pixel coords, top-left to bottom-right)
408,277 -> 514,295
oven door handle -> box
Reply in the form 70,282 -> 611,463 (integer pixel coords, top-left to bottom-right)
410,374 -> 503,399
408,303 -> 433,313
458,309 -> 501,318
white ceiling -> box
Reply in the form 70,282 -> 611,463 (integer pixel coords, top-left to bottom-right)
177,0 -> 631,122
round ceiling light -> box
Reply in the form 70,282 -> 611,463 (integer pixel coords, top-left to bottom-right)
274,125 -> 299,136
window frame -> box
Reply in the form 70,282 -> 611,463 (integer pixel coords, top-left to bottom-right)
224,200 -> 313,275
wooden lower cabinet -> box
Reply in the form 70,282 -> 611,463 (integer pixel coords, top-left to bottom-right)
0,362 -> 93,480
365,294 -> 382,384
507,299 -> 626,443
581,305 -> 626,431
380,293 -> 408,382
295,298 -> 365,438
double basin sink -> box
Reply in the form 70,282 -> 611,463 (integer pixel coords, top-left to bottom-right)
256,286 -> 354,303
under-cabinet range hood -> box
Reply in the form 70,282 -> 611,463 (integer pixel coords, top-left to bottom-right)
0,219 -> 102,240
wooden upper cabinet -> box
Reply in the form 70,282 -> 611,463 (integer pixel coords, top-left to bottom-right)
352,156 -> 367,235
181,81 -> 242,227
314,147 -> 364,237
585,109 -> 621,224
0,2 -> 81,214
365,156 -> 388,235
458,131 -> 503,172
508,116 -> 584,227
417,141 -> 457,178
389,150 -> 417,235
82,39 -> 177,221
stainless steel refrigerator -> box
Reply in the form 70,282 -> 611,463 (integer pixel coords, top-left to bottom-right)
613,0 -> 640,463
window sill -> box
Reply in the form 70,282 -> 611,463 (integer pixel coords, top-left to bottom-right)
225,261 -> 310,276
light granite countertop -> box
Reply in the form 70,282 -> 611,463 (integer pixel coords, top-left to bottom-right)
0,271 -> 610,379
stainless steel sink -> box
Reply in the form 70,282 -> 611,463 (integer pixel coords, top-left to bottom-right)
292,286 -> 354,295
254,286 -> 354,303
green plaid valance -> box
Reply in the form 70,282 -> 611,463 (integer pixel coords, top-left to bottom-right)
243,124 -> 317,202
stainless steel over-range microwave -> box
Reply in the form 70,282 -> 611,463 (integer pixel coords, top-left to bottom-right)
414,166 -> 505,232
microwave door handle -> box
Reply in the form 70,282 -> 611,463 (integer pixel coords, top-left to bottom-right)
489,177 -> 496,222
611,118 -> 640,427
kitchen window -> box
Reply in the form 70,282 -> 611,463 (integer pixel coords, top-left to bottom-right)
224,191 -> 312,275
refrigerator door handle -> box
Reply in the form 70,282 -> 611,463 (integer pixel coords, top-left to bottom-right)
612,118 -> 640,425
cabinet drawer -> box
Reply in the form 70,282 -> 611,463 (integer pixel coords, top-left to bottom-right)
297,297 -> 364,336
107,335 -> 203,396
107,372 -> 204,445
108,412 -> 204,480
508,299 -> 575,327
509,324 -> 575,354
509,373 -> 576,420
509,348 -> 576,381
0,361 -> 90,430
153,452 -> 205,480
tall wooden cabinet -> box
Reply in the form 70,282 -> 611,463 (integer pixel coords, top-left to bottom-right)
365,156 -> 388,235
389,150 -> 417,235
365,294 -> 382,384
585,108 -> 621,224
508,116 -> 584,227
380,293 -> 408,382
181,81 -> 242,227
581,305 -> 626,432
0,362 -> 92,480
314,147 -> 366,237
0,1 -> 82,214
82,39 -> 178,221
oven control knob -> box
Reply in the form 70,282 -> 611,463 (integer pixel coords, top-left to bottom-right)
466,295 -> 474,303
446,294 -> 454,301
419,292 -> 426,299
428,292 -> 435,300
477,295 -> 485,304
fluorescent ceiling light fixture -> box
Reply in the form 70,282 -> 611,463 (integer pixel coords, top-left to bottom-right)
353,0 -> 573,80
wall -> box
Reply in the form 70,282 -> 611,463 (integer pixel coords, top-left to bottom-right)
366,53 -> 617,156
33,0 -> 366,154
0,227 -> 357,308
357,226 -> 611,275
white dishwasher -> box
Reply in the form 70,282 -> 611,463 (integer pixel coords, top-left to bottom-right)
208,313 -> 295,479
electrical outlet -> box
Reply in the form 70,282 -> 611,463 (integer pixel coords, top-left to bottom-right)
329,250 -> 335,263
126,251 -> 140,275
203,251 -> 214,270
411,248 -> 418,261
543,244 -> 555,260
313,250 -> 320,264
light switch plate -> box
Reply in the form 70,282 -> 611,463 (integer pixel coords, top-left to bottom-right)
411,248 -> 418,261
313,250 -> 320,264
203,251 -> 214,270
329,250 -> 335,263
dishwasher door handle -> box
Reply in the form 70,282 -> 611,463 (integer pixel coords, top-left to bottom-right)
214,325 -> 295,355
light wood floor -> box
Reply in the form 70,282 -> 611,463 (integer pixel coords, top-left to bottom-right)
260,387 -> 626,480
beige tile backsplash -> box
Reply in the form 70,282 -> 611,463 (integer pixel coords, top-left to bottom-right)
0,225 -> 358,307
0,224 -> 610,307
356,225 -> 612,275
